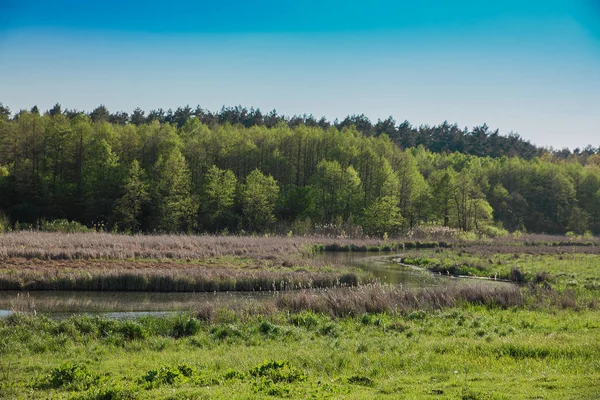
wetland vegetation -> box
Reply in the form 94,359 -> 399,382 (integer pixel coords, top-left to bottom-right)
1,297 -> 599,399
0,232 -> 599,398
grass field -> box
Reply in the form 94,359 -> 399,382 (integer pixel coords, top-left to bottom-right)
399,248 -> 600,303
1,306 -> 599,399
1,232 -> 600,398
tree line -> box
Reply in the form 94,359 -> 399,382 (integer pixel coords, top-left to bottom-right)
0,103 -> 599,236
5,103 -> 599,160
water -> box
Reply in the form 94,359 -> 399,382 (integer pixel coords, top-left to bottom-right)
0,252 -> 509,318
0,290 -> 279,316
317,252 -> 441,286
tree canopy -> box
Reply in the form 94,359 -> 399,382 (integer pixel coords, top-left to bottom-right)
0,103 -> 598,235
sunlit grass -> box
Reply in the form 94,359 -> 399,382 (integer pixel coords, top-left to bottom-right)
1,307 -> 599,399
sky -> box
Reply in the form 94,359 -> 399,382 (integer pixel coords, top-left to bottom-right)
1,0 -> 599,149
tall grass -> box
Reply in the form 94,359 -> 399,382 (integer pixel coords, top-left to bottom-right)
274,283 -> 523,317
0,268 -> 364,292
0,232 -> 596,262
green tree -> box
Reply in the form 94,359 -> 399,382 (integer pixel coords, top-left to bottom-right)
83,123 -> 121,225
241,169 -> 279,232
310,160 -> 361,224
566,206 -> 590,235
428,168 -> 457,227
113,160 -> 149,233
202,165 -> 237,231
362,196 -> 403,237
154,150 -> 198,233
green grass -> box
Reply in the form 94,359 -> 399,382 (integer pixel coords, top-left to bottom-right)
1,308 -> 599,399
401,250 -> 600,295
2,239 -> 600,398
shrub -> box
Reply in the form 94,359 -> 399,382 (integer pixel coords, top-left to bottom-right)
478,224 -> 508,238
79,384 -> 138,400
40,219 -> 92,233
46,363 -> 95,390
317,322 -> 338,337
288,311 -> 320,329
171,316 -> 201,338
118,321 -> 147,341
0,212 -> 10,233
210,324 -> 242,340
258,320 -> 279,336
509,267 -> 525,283
223,369 -> 245,380
140,364 -> 195,388
249,360 -> 306,383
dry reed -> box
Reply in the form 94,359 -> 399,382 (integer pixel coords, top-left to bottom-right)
0,232 -> 596,261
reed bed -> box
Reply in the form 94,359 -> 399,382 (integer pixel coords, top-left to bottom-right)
0,232 -> 596,261
3,283 -> 524,318
0,267 -> 363,292
0,232 -> 321,260
1,291 -> 278,314
0,232 -> 408,261
273,283 -> 523,317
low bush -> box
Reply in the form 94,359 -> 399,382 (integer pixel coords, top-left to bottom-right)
249,360 -> 306,384
140,364 -> 195,388
45,363 -> 96,390
41,219 -> 93,233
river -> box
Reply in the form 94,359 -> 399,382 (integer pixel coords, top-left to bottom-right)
0,252 -> 510,318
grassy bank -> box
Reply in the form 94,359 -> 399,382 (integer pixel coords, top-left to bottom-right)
399,249 -> 600,301
1,304 -> 599,399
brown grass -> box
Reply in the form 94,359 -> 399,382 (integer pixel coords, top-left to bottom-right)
0,232 -> 397,261
0,232 -> 596,261
0,259 -> 366,292
1,232 -> 596,293
273,283 -> 523,317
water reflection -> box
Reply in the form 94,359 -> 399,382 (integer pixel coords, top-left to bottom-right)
317,252 -> 439,286
0,290 -> 279,315
0,252 -> 510,317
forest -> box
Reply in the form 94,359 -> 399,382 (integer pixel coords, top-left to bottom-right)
0,103 -> 599,236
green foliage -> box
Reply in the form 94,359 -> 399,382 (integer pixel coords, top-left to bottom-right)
114,160 -> 148,233
362,196 -> 403,237
140,364 -> 195,388
347,375 -> 375,386
3,305 -> 598,398
249,360 -> 306,383
477,224 -> 509,238
171,316 -> 201,338
0,212 -> 10,233
290,217 -> 312,236
310,159 -> 361,224
45,362 -> 96,390
241,169 -> 279,232
41,219 -> 92,233
0,109 -> 599,236
78,383 -> 138,400
202,165 -> 237,230
154,150 -> 198,233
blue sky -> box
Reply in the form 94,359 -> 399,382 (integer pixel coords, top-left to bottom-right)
1,0 -> 599,149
